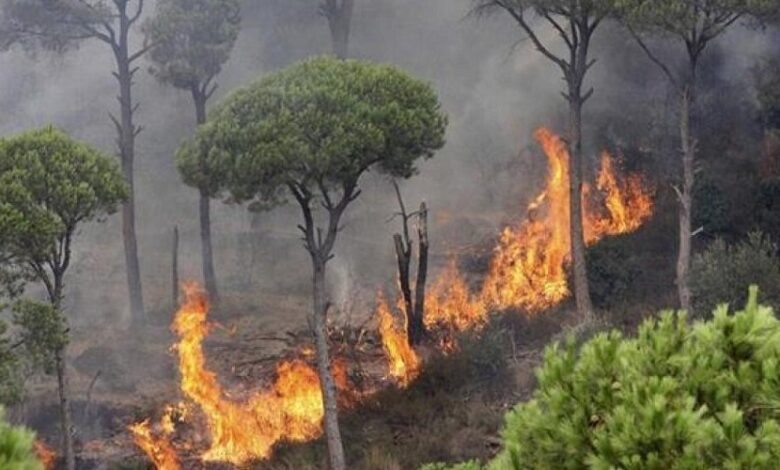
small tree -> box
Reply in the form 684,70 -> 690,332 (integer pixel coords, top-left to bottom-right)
0,127 -> 127,470
1,0 -> 156,322
145,0 -> 241,302
188,57 -> 447,469
615,0 -> 779,312
473,0 -> 616,322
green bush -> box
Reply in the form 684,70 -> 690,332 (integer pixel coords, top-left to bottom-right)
586,238 -> 642,310
0,407 -> 42,469
428,288 -> 780,469
690,231 -> 780,316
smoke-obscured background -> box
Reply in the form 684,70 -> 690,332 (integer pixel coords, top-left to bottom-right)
0,0 -> 776,331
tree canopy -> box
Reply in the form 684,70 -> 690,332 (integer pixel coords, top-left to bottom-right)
181,56 -> 447,207
0,127 -> 127,300
144,0 -> 241,94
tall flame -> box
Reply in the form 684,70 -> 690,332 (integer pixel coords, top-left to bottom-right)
375,293 -> 421,386
474,128 -> 652,319
131,283 -> 350,466
380,128 -> 654,379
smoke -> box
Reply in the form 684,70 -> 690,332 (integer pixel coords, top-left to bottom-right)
0,0 -> 776,419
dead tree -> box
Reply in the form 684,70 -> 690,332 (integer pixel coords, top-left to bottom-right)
391,181 -> 428,345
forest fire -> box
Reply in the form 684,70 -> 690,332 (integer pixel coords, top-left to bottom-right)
132,128 -> 653,467
378,128 -> 654,384
130,283 -> 353,467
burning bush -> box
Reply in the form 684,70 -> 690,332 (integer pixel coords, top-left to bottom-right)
429,287 -> 780,469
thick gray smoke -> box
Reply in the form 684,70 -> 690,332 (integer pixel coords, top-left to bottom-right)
0,0 -> 776,405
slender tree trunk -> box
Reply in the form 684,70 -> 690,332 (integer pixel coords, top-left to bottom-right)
172,225 -> 179,307
311,258 -> 346,470
49,275 -> 75,470
192,91 -> 219,303
677,86 -> 695,312
324,0 -> 354,59
568,94 -> 594,322
55,348 -> 75,470
411,202 -> 428,345
115,13 -> 144,324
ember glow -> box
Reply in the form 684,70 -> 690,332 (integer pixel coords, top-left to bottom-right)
131,283 -> 351,467
33,439 -> 56,470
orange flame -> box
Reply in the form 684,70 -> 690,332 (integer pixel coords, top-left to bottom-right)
375,293 -> 421,386
128,420 -> 180,470
426,128 -> 654,328
132,283 -> 351,466
34,439 -> 56,470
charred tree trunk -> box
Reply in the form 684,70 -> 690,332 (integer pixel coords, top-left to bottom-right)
112,3 -> 144,324
172,225 -> 179,307
193,89 -> 219,303
393,234 -> 414,341
411,202 -> 428,345
321,0 -> 354,59
676,83 -> 696,313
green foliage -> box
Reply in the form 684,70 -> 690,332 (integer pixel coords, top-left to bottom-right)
690,232 -> 780,316
614,0 -> 776,39
0,406 -> 43,470
586,238 -> 642,310
0,126 -> 127,297
693,178 -> 730,234
144,0 -> 240,91
181,56 -> 447,205
421,461 -> 481,470
755,178 -> 780,241
433,288 -> 780,469
12,300 -> 67,375
0,322 -> 22,406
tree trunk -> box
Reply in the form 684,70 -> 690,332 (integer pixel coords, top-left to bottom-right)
172,225 -> 179,307
411,202 -> 428,345
311,259 -> 346,470
568,95 -> 594,322
325,0 -> 354,59
115,13 -> 144,324
677,87 -> 695,312
192,91 -> 219,303
55,348 -> 75,470
393,234 -> 414,344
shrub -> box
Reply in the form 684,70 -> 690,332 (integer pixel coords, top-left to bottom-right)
0,407 -> 42,469
586,238 -> 642,310
690,231 -> 780,316
428,287 -> 780,469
